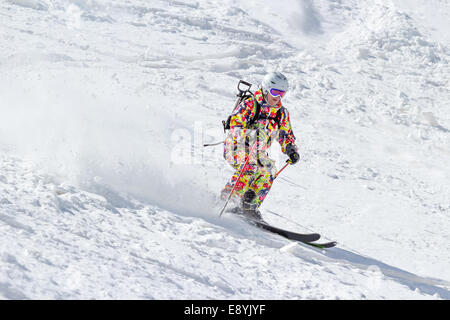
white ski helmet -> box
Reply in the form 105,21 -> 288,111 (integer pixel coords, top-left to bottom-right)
261,72 -> 289,94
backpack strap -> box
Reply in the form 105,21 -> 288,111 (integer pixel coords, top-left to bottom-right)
249,104 -> 283,129
224,92 -> 282,130
247,98 -> 261,128
274,107 -> 283,127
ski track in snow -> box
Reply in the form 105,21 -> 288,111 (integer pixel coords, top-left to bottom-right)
1,0 -> 450,299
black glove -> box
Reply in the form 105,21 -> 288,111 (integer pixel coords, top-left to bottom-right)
286,144 -> 300,164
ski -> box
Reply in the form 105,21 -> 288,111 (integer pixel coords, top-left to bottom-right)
243,217 -> 321,243
263,209 -> 337,249
303,241 -> 337,249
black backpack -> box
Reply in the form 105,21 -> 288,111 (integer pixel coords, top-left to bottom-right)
222,80 -> 282,132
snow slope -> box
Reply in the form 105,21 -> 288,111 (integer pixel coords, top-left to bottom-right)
1,0 -> 449,299
1,155 -> 448,299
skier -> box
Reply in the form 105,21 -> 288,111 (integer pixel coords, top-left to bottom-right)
221,72 -> 300,220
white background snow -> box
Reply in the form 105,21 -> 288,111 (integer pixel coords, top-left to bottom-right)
0,0 -> 449,299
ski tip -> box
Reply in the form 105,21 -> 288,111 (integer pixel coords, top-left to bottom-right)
305,241 -> 337,249
322,241 -> 338,248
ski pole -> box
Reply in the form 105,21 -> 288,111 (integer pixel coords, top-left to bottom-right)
203,141 -> 224,147
274,161 -> 291,179
219,139 -> 258,217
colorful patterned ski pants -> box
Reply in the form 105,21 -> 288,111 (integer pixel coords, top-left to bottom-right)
222,158 -> 277,209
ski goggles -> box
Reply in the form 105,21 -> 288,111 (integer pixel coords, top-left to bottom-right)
268,88 -> 286,98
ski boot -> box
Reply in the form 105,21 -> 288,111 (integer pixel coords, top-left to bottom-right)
241,190 -> 265,222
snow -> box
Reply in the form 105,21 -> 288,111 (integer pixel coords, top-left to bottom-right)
0,0 -> 449,299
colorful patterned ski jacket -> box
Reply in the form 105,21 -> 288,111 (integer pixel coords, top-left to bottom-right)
224,88 -> 297,167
